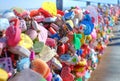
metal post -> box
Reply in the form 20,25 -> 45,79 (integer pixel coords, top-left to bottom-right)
56,0 -> 63,10
118,0 -> 120,6
86,1 -> 91,6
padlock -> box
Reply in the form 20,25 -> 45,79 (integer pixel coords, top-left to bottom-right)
48,27 -> 56,34
8,69 -> 46,81
66,20 -> 74,31
19,19 -> 27,32
61,66 -> 74,81
57,9 -> 64,16
44,17 -> 57,23
51,57 -> 62,70
50,33 -> 60,40
8,45 -> 31,57
31,59 -> 50,78
30,50 -> 35,61
63,11 -> 75,20
38,8 -> 53,17
50,23 -> 60,31
34,15 -> 45,23
10,18 -> 20,27
52,72 -> 62,81
57,44 -> 66,55
37,25 -> 48,43
32,20 -> 40,31
17,57 -> 30,72
6,18 -> 21,47
30,10 -> 39,17
45,38 -> 56,48
0,69 -> 8,81
0,57 -> 13,72
0,42 -> 5,55
25,29 -> 37,40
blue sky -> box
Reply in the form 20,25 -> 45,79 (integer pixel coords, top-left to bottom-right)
0,0 -> 118,10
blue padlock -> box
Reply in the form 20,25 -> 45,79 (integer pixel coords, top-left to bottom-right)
60,54 -> 71,62
17,57 -> 30,72
63,11 -> 75,20
53,73 -> 62,81
50,33 -> 60,40
76,49 -> 83,56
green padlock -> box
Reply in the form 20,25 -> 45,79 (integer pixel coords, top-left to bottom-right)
73,33 -> 82,50
33,41 -> 44,53
76,77 -> 82,81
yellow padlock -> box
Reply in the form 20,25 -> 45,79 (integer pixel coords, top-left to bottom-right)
0,69 -> 8,81
42,2 -> 57,16
18,33 -> 33,49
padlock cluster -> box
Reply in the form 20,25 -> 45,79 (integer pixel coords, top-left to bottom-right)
0,2 -> 119,81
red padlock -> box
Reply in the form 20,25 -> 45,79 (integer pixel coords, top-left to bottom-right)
57,44 -> 66,55
38,8 -> 52,18
57,10 -> 64,16
48,27 -> 56,34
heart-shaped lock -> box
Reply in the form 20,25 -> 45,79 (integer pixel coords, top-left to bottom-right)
61,66 -> 74,81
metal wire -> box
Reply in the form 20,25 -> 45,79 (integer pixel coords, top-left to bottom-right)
73,0 -> 117,5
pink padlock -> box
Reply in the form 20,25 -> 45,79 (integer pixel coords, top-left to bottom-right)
45,38 -> 56,48
50,23 -> 60,31
0,43 -> 4,55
